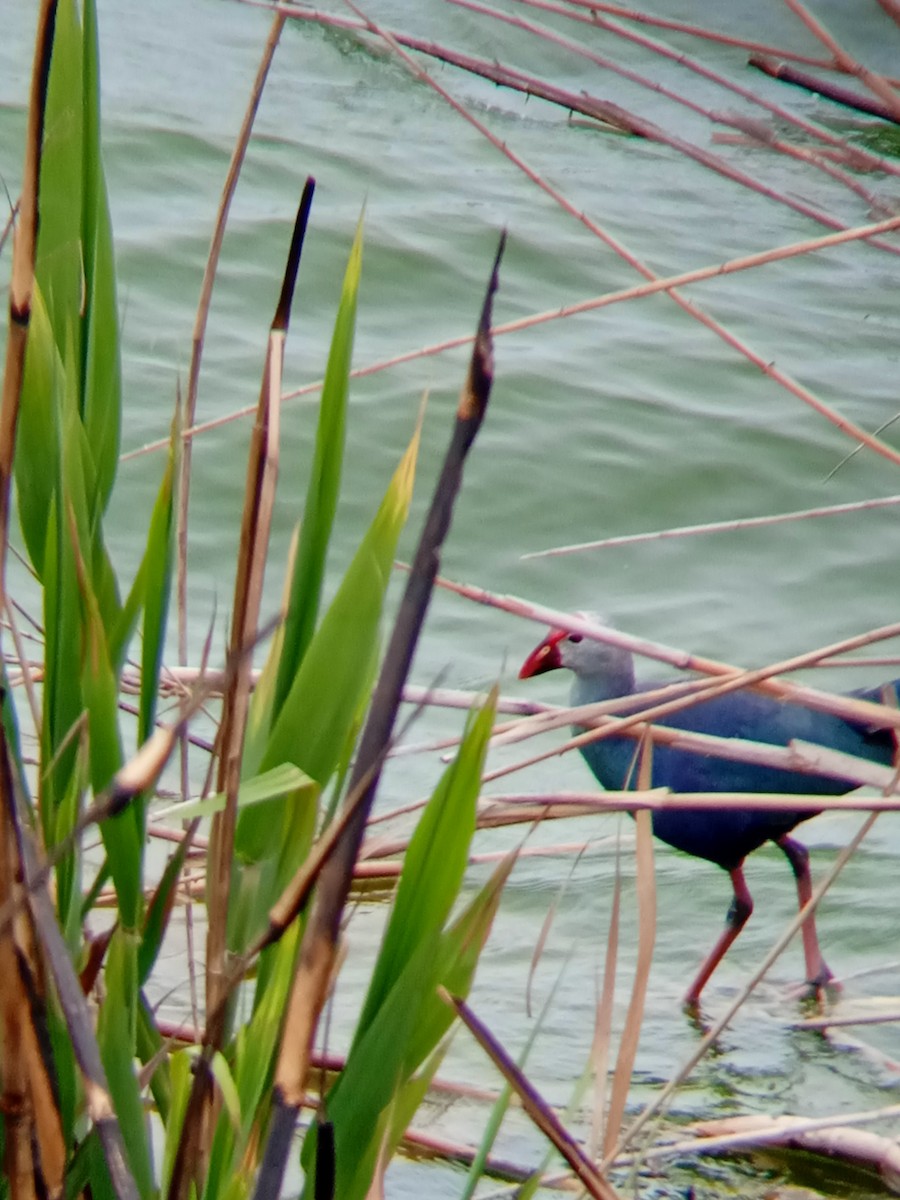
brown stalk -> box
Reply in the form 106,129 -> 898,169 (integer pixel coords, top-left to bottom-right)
451,0 -> 900,262
533,0 -> 900,178
441,988 -> 620,1199
206,181 -> 313,1026
125,206 -> 900,467
523,492 -> 900,560
485,706 -> 900,796
481,784 -> 900,816
387,1 -> 900,469
750,55 -> 900,125
174,17 -> 287,1024
177,6 -> 287,676
589,846 -> 620,1157
603,746 -> 655,1158
513,0 -> 899,201
0,722 -> 139,1199
473,792 -> 900,837
0,732 -> 65,1199
672,1114 -> 900,1187
0,0 -> 56,607
264,0 -> 900,179
560,0 -> 844,69
798,1010 -> 900,1029
360,1 -> 900,470
779,0 -> 900,120
165,189 -> 312,1200
251,233 -> 505,1199
437,581 -> 900,730
877,0 -> 900,28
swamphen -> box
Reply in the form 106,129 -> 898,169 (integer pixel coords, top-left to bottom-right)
519,624 -> 898,1005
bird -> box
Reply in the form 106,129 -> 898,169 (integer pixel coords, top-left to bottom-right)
519,621 -> 898,1006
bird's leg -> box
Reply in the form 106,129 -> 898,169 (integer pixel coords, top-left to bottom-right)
777,835 -> 834,989
683,865 -> 753,1008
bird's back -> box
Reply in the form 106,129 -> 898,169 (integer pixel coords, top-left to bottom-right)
572,674 -> 897,870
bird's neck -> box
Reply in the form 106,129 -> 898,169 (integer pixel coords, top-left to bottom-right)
571,664 -> 635,705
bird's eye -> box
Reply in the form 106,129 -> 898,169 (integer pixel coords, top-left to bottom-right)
568,633 -> 583,643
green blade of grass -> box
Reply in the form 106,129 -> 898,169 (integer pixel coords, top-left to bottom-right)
80,0 -> 121,511
96,928 -> 154,1198
271,215 -> 363,721
40,494 -> 83,828
305,850 -> 513,1200
164,764 -> 313,824
204,924 -> 303,1196
14,286 -> 62,577
353,689 -> 496,1044
34,0 -> 83,350
234,425 -> 419,873
136,437 -> 176,742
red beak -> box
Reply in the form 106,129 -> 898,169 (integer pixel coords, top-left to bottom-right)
519,629 -> 568,679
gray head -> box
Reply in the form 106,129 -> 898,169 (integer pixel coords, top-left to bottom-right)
519,614 -> 636,698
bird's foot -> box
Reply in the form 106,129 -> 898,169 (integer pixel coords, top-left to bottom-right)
786,969 -> 841,1006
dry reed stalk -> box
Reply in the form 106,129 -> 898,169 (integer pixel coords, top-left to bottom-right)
441,988 -> 621,1199
205,186 -> 311,1028
254,235 -> 504,1197
177,8 -> 287,666
589,846 -> 620,1157
780,0 -> 900,119
485,717 -> 900,796
434,581 -> 900,730
0,726 -> 140,1200
174,23 -> 288,962
490,680 -> 736,750
613,1101 -> 900,1165
680,1111 -> 900,1189
559,0 -> 845,69
450,0 -> 898,232
0,1 -> 53,607
750,56 -> 900,126
877,0 -> 900,27
798,1010 -> 900,1029
518,0 -> 899,206
523,492 -> 900,560
122,206 -> 900,468
398,1128 -> 532,1183
167,193 -> 310,1200
0,740 -> 65,1196
345,4 -> 900,473
479,789 -> 900,817
537,0 -> 900,177
603,746 -> 655,1158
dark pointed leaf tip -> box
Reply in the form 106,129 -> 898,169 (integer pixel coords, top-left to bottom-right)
458,229 -> 505,422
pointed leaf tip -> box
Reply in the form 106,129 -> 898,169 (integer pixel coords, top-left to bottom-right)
273,177 -> 316,334
458,230 -> 505,423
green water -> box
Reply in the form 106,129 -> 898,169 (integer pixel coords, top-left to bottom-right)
3,2 -> 900,1196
